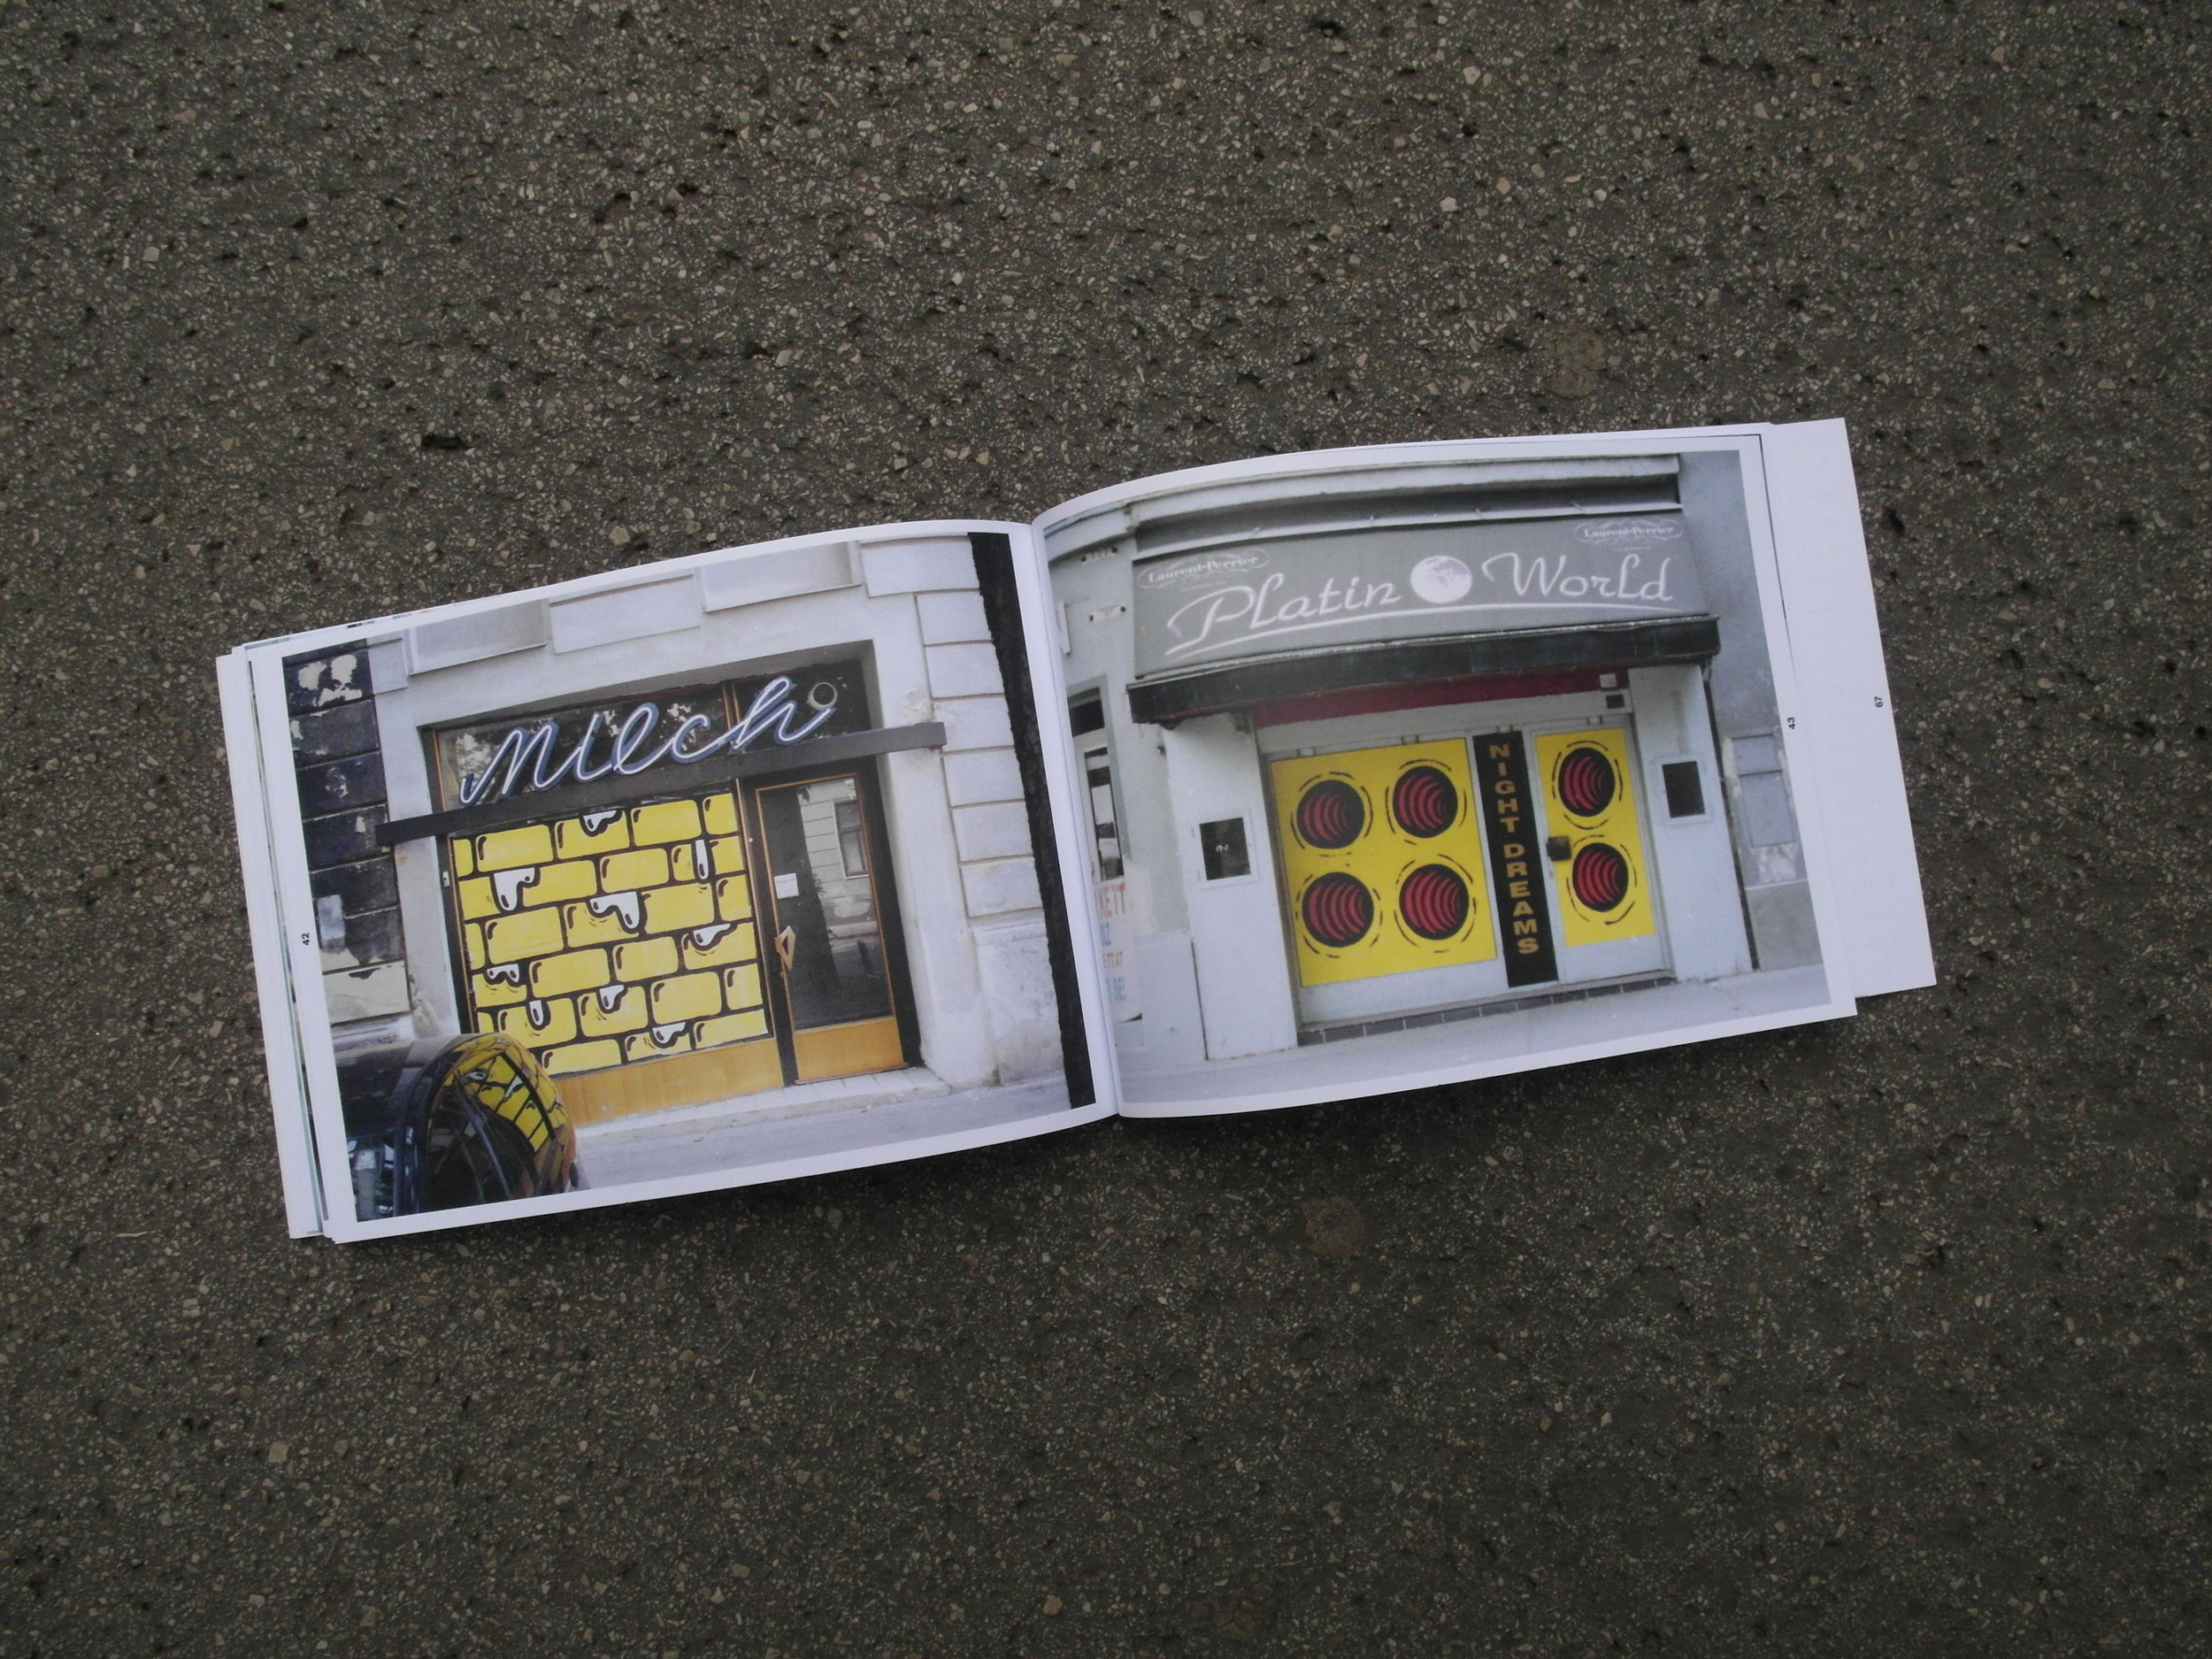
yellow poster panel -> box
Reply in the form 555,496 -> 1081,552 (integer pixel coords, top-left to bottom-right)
446,784 -> 777,1100
1269,740 -> 1496,987
1534,727 -> 1655,948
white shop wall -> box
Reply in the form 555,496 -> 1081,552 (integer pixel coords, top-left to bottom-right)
1625,664 -> 1753,983
1161,714 -> 1300,1061
1056,541 -> 1214,1068
1678,452 -> 1817,970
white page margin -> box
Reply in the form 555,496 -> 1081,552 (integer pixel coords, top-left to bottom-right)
1763,419 -> 1934,997
244,646 -> 367,1235
218,652 -> 326,1237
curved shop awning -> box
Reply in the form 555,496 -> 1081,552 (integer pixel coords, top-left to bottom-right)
1125,615 -> 1722,726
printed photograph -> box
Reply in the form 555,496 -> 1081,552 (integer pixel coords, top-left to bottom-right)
1042,441 -> 1839,1110
273,527 -> 1091,1225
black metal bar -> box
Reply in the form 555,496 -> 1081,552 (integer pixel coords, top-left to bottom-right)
969,532 -> 1095,1110
1125,617 -> 1723,726
376,721 -> 947,847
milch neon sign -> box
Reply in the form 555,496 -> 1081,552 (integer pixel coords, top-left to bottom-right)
457,675 -> 834,805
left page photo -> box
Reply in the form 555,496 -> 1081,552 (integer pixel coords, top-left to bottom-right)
224,523 -> 1114,1241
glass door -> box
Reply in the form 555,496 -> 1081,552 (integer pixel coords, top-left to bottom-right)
750,772 -> 910,1083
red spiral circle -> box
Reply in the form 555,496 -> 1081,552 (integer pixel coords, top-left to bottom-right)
1571,842 -> 1631,911
1294,779 -> 1365,849
1556,746 -> 1617,818
1390,765 -> 1459,838
1301,872 -> 1375,949
1399,864 -> 1471,941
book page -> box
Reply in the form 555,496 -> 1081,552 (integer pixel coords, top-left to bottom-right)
1759,420 -> 1934,1000
224,522 -> 1114,1240
1032,427 -> 1903,1118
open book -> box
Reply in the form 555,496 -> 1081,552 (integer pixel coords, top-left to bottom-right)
219,422 -> 1932,1241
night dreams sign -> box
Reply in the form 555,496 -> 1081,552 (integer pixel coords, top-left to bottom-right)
457,675 -> 834,806
1129,513 -> 1709,674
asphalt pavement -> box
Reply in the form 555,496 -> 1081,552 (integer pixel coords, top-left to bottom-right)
1,4 -> 2206,1655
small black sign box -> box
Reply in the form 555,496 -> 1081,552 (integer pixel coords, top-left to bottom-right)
1476,733 -> 1560,988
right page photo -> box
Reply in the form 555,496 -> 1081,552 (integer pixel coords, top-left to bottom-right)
1036,426 -> 1893,1116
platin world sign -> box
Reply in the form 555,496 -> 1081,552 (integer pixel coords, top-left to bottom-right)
1129,513 -> 1709,675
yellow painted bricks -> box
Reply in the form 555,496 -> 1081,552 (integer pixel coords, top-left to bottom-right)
482,906 -> 564,965
649,971 -> 722,1024
470,970 -> 528,1009
553,812 -> 629,860
528,947 -> 611,997
714,877 -> 754,922
518,858 -> 596,907
695,1008 -> 769,1046
629,798 -> 703,845
474,823 -> 554,872
625,1028 -> 692,1062
446,784 -> 767,1087
560,900 -> 637,949
598,847 -> 670,892
719,962 -> 764,1010
543,1039 -> 623,1075
682,922 -> 758,972
464,860 -> 597,918
642,882 -> 716,933
578,983 -> 649,1038
495,997 -> 578,1047
611,936 -> 680,982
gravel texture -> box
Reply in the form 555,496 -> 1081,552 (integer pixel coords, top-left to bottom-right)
2,3 -> 2208,1655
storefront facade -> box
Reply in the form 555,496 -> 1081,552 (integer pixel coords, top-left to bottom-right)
285,529 -> 1064,1126
1047,449 -> 1816,1072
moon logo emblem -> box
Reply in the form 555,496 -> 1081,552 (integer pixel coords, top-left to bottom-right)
1409,554 -> 1473,605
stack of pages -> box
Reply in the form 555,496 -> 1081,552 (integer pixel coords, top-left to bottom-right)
219,422 -> 1932,1240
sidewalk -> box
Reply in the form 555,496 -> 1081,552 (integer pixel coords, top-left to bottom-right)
573,1067 -> 1076,1190
1118,964 -> 1837,1110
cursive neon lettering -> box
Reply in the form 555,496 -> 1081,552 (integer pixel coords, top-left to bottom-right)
610,703 -> 662,775
664,712 -> 720,764
459,722 -> 557,805
458,676 -> 841,803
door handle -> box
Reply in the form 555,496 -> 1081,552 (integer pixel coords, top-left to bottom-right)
775,926 -> 796,973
